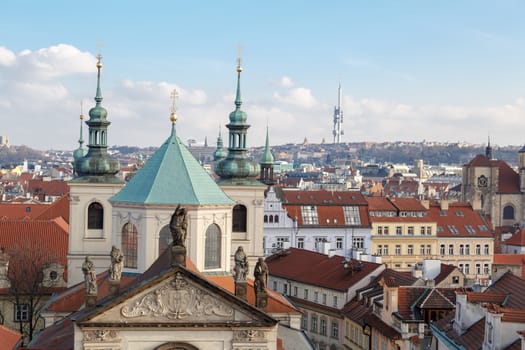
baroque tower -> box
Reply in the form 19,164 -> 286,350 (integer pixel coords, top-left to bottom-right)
67,54 -> 125,287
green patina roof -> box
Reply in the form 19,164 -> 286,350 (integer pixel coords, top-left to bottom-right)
260,126 -> 274,165
110,124 -> 233,205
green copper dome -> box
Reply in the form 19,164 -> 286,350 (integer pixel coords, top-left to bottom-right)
71,55 -> 122,183
215,60 -> 261,184
260,126 -> 274,165
213,128 -> 228,161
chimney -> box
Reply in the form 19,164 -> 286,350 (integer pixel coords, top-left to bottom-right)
420,200 -> 429,210
82,257 -> 97,307
440,200 -> 449,211
472,199 -> 481,211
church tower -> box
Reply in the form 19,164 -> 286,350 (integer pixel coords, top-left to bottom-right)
259,126 -> 275,185
215,57 -> 266,275
67,54 -> 125,287
213,127 -> 228,162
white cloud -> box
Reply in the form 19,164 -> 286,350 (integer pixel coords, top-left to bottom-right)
273,87 -> 318,108
0,47 -> 16,66
274,76 -> 294,88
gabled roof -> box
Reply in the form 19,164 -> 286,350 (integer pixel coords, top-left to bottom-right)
504,229 -> 525,247
486,272 -> 525,308
0,202 -> 48,219
34,194 -> 70,224
266,248 -> 383,292
0,324 -> 22,350
280,189 -> 368,205
465,155 -> 520,194
389,197 -> 428,212
434,264 -> 460,285
27,179 -> 69,197
428,202 -> 493,237
396,287 -> 456,320
110,125 -> 233,205
432,314 -> 485,350
416,288 -> 456,309
365,197 -> 396,212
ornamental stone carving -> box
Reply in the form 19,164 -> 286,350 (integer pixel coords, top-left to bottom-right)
83,329 -> 119,341
120,273 -> 234,321
233,329 -> 266,342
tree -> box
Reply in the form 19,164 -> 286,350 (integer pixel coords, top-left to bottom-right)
4,240 -> 64,345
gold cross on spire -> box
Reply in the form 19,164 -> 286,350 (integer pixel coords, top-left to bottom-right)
170,88 -> 178,123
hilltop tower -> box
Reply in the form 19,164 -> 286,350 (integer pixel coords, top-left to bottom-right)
67,54 -> 125,286
259,125 -> 275,185
332,82 -> 344,144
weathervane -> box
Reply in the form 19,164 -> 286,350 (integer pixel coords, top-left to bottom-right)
237,46 -> 243,73
96,41 -> 103,68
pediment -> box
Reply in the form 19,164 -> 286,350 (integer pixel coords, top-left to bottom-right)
81,269 -> 275,326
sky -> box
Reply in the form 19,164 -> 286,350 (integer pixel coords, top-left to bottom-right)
1,1 -> 525,150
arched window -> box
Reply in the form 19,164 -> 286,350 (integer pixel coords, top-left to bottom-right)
154,343 -> 200,350
269,215 -> 274,223
503,205 -> 515,220
205,224 -> 221,269
87,202 -> 103,229
274,215 -> 279,223
264,215 -> 268,223
232,204 -> 247,232
158,225 -> 171,255
122,223 -> 138,268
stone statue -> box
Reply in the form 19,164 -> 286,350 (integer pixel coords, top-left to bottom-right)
233,246 -> 248,282
82,256 -> 97,295
170,205 -> 188,247
109,246 -> 124,281
254,257 -> 269,292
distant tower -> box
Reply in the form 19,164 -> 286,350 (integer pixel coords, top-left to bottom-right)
259,125 -> 275,185
213,127 -> 227,162
332,82 -> 344,144
485,135 -> 493,160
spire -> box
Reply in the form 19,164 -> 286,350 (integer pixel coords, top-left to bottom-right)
214,54 -> 260,183
213,126 -> 227,161
260,125 -> 274,164
485,134 -> 493,160
72,50 -> 121,183
73,102 -> 87,175
259,125 -> 274,185
169,89 -> 178,138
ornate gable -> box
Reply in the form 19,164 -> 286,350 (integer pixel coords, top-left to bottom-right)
77,267 -> 276,327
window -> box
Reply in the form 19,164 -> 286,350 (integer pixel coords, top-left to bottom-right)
320,318 -> 327,335
336,237 -> 343,249
122,222 -> 138,268
383,245 -> 389,255
15,304 -> 29,322
478,225 -> 488,231
408,226 -> 414,235
314,291 -> 319,302
455,211 -> 464,217
333,296 -> 338,307
343,206 -> 361,225
274,215 -> 279,223
273,281 -> 277,290
314,237 -> 327,251
283,283 -> 288,295
452,276 -> 460,284
426,245 -> 431,255
322,293 -> 327,305
311,315 -> 318,332
304,289 -> 309,300
232,205 -> 247,232
476,263 -> 481,275
377,245 -> 383,256
353,236 -> 364,249
302,205 -> 319,225
158,225 -> 171,255
420,244 -> 425,255
395,245 -> 401,255
384,226 -> 389,235
465,244 -> 470,255
476,244 -> 481,255
302,312 -> 308,330
459,263 -> 464,273
331,321 -> 339,338
464,264 -> 470,275
377,226 -> 383,235
484,244 -> 490,255
449,244 -> 454,255
87,202 -> 103,229
396,226 -> 402,235
205,224 -> 221,269
269,215 -> 274,223
276,237 -> 289,249
437,226 -> 444,232
459,244 -> 465,255
484,263 -> 490,275
503,205 -> 515,220
420,227 -> 425,235
465,225 -> 476,234
294,286 -> 298,296
439,210 -> 447,216
448,225 -> 459,234
264,215 -> 268,223
440,244 -> 445,255
297,237 -> 304,249
426,226 -> 432,235
407,245 -> 414,255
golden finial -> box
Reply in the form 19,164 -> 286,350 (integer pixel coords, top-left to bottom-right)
236,46 -> 243,73
170,89 -> 178,123
80,100 -> 84,120
96,41 -> 103,69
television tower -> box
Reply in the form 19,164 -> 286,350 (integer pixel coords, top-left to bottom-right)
332,82 -> 344,143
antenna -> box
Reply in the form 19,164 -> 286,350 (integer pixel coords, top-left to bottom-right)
332,82 -> 344,144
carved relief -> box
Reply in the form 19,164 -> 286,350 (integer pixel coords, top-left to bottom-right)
233,329 -> 267,342
121,272 -> 234,321
83,329 -> 119,341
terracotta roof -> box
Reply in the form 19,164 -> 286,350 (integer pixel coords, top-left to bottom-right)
466,154 -> 494,167
397,287 -> 455,320
0,324 -> 22,350
464,291 -> 508,305
434,264 -> 460,285
366,197 -> 397,212
341,300 -> 371,325
497,161 -> 520,194
283,204 -> 370,227
428,202 -> 493,237
27,179 -> 69,198
266,248 -> 383,292
504,229 -> 525,247
22,318 -> 73,349
432,314 -> 485,350
416,288 -> 455,309
34,194 -> 70,224
486,272 -> 525,308
389,197 -> 428,212
487,305 -> 525,323
0,203 -> 48,219
364,313 -> 401,340
280,190 -> 368,205
493,254 -> 525,279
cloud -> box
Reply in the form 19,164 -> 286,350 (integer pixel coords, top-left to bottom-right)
273,87 -> 318,108
273,76 -> 294,88
0,47 -> 16,66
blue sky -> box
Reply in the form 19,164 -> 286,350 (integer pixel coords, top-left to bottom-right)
1,1 -> 525,150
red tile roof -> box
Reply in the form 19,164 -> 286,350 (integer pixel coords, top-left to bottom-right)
283,204 -> 370,227
281,189 -> 368,205
465,155 -> 520,194
504,229 -> 525,247
486,272 -> 525,308
266,248 -> 383,292
389,197 -> 428,212
27,179 -> 69,198
428,202 -> 493,237
366,197 -> 397,212
0,203 -> 48,219
493,254 -> 525,279
433,314 -> 485,350
0,325 -> 22,350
